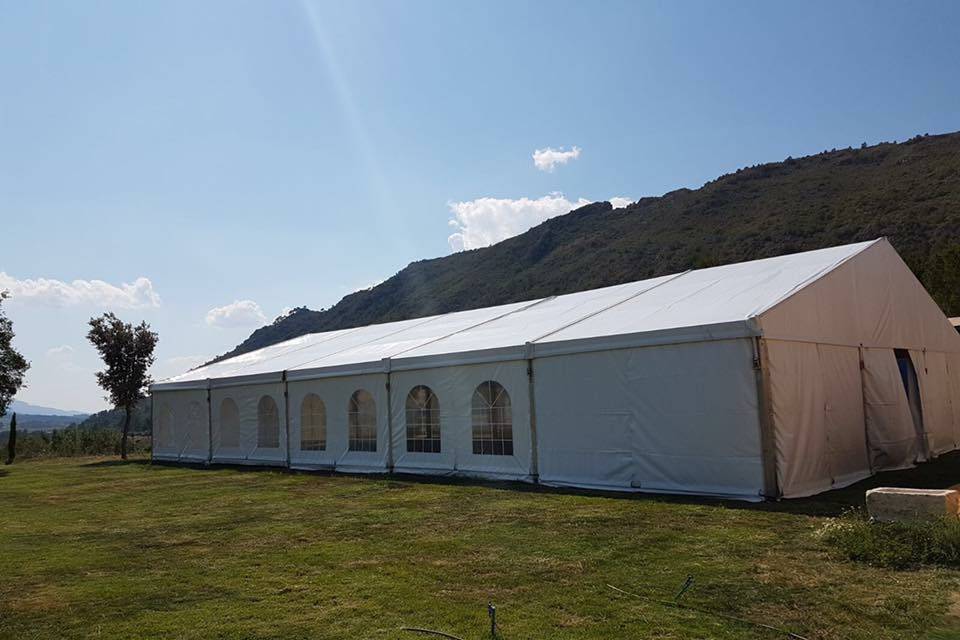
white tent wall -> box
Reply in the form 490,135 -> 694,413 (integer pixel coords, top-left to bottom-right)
210,381 -> 286,465
388,361 -> 531,479
861,348 -> 922,471
152,388 -> 209,462
764,340 -> 871,497
534,338 -> 767,498
758,239 -> 960,496
950,353 -> 960,449
912,349 -> 957,456
287,372 -> 389,473
758,239 -> 960,352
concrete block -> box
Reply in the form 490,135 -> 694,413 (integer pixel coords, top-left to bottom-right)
866,487 -> 960,523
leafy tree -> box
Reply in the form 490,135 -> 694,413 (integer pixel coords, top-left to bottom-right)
5,412 -> 16,464
87,313 -> 158,459
0,291 -> 29,419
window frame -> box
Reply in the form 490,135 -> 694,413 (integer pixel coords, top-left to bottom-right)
471,380 -> 513,456
348,389 -> 378,452
405,385 -> 441,453
257,395 -> 280,449
300,393 -> 327,451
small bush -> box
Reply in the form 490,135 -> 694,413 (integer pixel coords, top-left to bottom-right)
818,509 -> 960,569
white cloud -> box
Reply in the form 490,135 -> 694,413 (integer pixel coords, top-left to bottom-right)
46,345 -> 75,359
532,146 -> 581,172
609,196 -> 634,209
0,272 -> 161,309
447,193 -> 591,251
205,300 -> 268,328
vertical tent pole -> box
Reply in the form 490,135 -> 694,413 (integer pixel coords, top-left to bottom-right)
206,379 -> 213,465
283,371 -> 291,469
384,358 -> 394,473
753,337 -> 780,499
525,342 -> 540,483
150,390 -> 155,465
858,345 -> 874,473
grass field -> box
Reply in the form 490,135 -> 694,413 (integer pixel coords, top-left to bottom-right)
2,457 -> 960,640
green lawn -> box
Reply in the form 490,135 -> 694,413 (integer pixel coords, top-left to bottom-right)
1,457 -> 959,640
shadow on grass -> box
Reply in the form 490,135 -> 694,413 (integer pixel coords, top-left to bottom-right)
752,450 -> 960,517
82,458 -> 152,468
111,451 -> 960,518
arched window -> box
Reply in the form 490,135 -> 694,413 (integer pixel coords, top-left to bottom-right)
471,381 -> 513,456
406,385 -> 440,453
257,395 -> 280,448
300,394 -> 326,451
348,389 -> 377,452
156,405 -> 174,449
219,398 -> 240,448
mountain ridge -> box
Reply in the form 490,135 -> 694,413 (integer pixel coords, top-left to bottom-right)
212,131 -> 960,364
8,399 -> 89,417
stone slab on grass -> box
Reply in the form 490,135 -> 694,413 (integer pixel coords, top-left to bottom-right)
866,487 -> 960,523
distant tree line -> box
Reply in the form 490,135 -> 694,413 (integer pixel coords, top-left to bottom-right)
1,289 -> 158,463
0,424 -> 151,460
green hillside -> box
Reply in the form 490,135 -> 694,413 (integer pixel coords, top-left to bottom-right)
217,131 -> 960,362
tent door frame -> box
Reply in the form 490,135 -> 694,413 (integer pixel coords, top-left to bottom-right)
754,337 -> 780,499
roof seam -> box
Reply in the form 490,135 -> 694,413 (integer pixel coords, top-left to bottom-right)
529,269 -> 693,345
192,325 -> 367,381
284,313 -> 453,372
387,296 -> 556,361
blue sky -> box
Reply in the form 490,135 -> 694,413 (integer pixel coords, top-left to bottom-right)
2,0 -> 959,412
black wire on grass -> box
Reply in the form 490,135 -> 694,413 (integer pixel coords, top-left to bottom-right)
401,627 -> 465,640
607,584 -> 809,640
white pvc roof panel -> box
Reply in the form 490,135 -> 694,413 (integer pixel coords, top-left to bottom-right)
539,241 -> 872,345
156,240 -> 876,388
396,275 -> 677,360
286,298 -> 547,371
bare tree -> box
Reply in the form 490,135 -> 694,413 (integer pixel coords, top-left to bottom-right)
87,313 -> 158,459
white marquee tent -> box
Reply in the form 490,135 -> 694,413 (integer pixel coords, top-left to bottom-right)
151,239 -> 960,500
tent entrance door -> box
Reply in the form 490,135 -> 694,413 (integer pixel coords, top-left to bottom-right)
894,348 -> 928,459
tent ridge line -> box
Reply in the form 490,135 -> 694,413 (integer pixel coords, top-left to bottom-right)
528,269 -> 694,347
747,237 -> 884,326
384,295 -> 557,361
283,313 -> 452,372
155,325 -> 369,386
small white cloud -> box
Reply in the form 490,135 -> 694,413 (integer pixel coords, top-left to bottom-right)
532,146 -> 581,172
448,193 -> 591,251
609,196 -> 633,209
205,300 -> 268,328
0,272 -> 161,309
46,345 -> 75,359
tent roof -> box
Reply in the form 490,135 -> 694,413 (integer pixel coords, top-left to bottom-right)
154,239 -> 878,390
